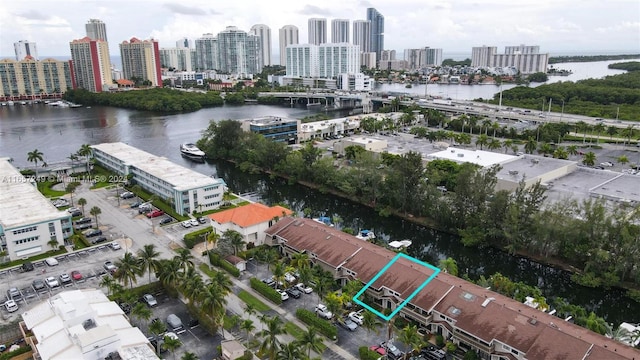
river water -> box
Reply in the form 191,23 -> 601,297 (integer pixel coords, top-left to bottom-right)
0,61 -> 638,326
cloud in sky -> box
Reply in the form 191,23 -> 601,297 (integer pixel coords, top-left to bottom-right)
1,0 -> 638,59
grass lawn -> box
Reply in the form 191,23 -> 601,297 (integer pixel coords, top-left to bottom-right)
37,181 -> 66,198
237,290 -> 271,312
0,247 -> 68,270
198,263 -> 217,278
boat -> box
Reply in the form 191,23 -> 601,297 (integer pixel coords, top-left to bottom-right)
180,143 -> 206,161
312,216 -> 334,227
355,229 -> 376,241
388,239 -> 412,250
7,101 -> 14,106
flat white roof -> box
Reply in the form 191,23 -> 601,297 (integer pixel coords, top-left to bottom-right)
91,143 -> 224,191
429,147 -> 516,167
244,116 -> 298,126
346,136 -> 387,146
0,158 -> 70,229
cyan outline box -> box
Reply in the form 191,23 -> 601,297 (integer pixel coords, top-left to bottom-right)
352,252 -> 440,321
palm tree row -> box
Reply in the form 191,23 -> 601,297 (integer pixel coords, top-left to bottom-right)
26,144 -> 92,177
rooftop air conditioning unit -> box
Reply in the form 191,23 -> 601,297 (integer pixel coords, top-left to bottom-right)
509,170 -> 519,175
532,159 -> 539,164
457,153 -> 464,157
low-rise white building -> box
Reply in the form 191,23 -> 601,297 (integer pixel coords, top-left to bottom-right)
0,158 -> 72,261
20,289 -> 158,360
208,203 -> 292,247
91,143 -> 226,216
333,136 -> 388,154
298,116 -> 362,141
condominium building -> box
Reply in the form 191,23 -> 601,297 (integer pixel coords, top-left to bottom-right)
69,37 -> 113,92
405,47 -> 444,69
21,289 -> 158,360
472,45 -> 548,74
0,158 -> 72,261
360,52 -> 377,69
14,40 -> 38,61
352,20 -> 371,53
285,43 -> 360,78
250,24 -> 272,68
331,19 -> 350,43
85,19 -> 108,42
380,49 -> 396,61
91,143 -> 226,216
366,8 -> 384,58
216,26 -> 261,75
0,58 -> 75,101
266,217 -> 639,360
194,34 -> 218,71
159,47 -> 193,71
278,25 -> 299,66
471,45 -> 497,67
308,18 -> 327,45
119,37 -> 162,86
175,37 -> 192,49
505,44 -> 540,55
378,59 -> 408,71
240,116 -> 300,143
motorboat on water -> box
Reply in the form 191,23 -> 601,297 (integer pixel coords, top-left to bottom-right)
180,143 -> 206,160
355,229 -> 376,241
388,239 -> 412,250
312,216 -> 334,227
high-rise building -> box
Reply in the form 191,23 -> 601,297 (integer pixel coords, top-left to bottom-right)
360,52 -> 377,69
119,38 -> 162,87
404,47 -> 444,69
176,37 -> 192,49
69,37 -> 113,92
159,47 -> 193,71
331,19 -> 350,43
366,8 -> 384,59
85,19 -> 108,42
352,20 -> 371,53
285,43 -> 359,78
0,58 -> 74,99
472,44 -> 548,74
14,40 -> 38,61
380,49 -> 396,61
279,25 -> 299,66
471,45 -> 497,67
505,44 -> 540,55
424,47 -> 443,66
216,26 -> 261,75
308,18 -> 327,45
194,33 -> 218,71
250,24 -> 272,68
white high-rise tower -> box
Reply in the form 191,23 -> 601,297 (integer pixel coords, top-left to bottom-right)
308,18 -> 327,45
279,25 -> 299,66
251,24 -> 272,67
331,19 -> 350,43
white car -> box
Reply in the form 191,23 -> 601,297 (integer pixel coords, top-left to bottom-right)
181,220 -> 192,228
45,257 -> 59,266
348,311 -> 364,325
295,283 -> 313,294
110,241 -> 121,250
5,299 -> 19,313
276,289 -> 289,301
45,276 -> 60,288
315,304 -> 333,319
189,219 -> 199,227
284,272 -> 296,283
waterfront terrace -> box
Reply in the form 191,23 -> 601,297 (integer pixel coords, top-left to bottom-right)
265,217 -> 639,360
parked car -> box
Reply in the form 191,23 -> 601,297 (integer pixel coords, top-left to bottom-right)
120,191 -> 135,199
74,222 -> 92,231
75,217 -> 92,225
142,294 -> 158,307
369,346 -> 386,356
181,220 -> 192,228
4,299 -> 19,313
45,276 -> 60,288
284,272 -> 296,283
59,273 -> 73,285
45,257 -> 59,266
67,207 -> 80,214
91,235 -> 107,244
189,219 -> 199,227
110,241 -> 121,250
337,317 -> 358,331
70,210 -> 83,217
166,314 -> 186,335
160,217 -> 173,225
261,278 -> 276,288
276,289 -> 289,301
381,341 -> 403,359
103,261 -> 117,273
32,279 -> 46,291
197,217 -> 207,224
348,311 -> 364,325
129,201 -> 142,208
295,283 -> 313,294
22,261 -> 34,272
7,287 -> 21,301
147,210 -> 164,218
84,229 -> 103,238
315,304 -> 333,319
285,287 -> 302,299
71,270 -> 83,281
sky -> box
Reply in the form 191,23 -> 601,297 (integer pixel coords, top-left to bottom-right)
1,0 -> 639,63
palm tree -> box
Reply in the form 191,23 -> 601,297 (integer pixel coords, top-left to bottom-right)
259,315 -> 285,360
114,252 -> 142,288
66,182 -> 79,207
398,325 -> 423,359
181,352 -> 199,360
582,152 -> 597,166
617,155 -> 629,166
482,118 -> 492,135
181,267 -> 205,302
89,206 -> 102,227
272,262 -> 286,290
47,239 -> 59,251
149,319 -> 167,354
276,342 -> 304,360
137,244 -> 160,283
77,198 -> 87,216
131,302 -> 152,328
27,149 -> 44,177
77,144 -> 93,174
491,121 -> 501,137
475,134 -> 489,150
324,291 -> 343,318
567,145 -> 579,157
157,258 -> 182,288
438,257 -> 459,276
296,326 -> 323,359
200,282 -> 228,333
162,334 -> 182,360
174,248 -> 195,271
502,139 -> 513,153
210,271 -> 233,295
205,230 -> 220,254
362,311 -> 381,337
524,137 -> 537,154
487,138 -> 501,151
99,275 -> 118,296
240,319 -> 255,348
607,126 -> 618,141
575,121 -> 589,144
290,252 -> 311,270
593,123 -> 605,144
223,229 -> 245,256
553,147 -> 569,160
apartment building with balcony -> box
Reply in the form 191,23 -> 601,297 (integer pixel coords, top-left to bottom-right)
119,38 -> 162,87
0,57 -> 75,101
91,143 -> 226,216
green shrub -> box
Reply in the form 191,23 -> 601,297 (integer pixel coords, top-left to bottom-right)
0,345 -> 32,360
295,308 -> 337,340
249,277 -> 282,304
359,346 -> 381,360
435,334 -> 445,347
208,252 -> 241,278
183,226 -> 213,249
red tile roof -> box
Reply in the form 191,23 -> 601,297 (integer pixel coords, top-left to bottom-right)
266,217 -> 640,360
209,203 -> 292,228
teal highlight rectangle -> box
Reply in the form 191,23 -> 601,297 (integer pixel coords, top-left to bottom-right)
352,252 -> 440,321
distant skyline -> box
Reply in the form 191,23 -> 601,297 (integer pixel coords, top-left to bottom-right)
1,0 -> 638,63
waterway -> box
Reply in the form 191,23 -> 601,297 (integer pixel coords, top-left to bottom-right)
374,59 -> 640,100
0,103 -> 637,326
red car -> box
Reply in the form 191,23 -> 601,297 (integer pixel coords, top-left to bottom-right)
71,270 -> 83,281
146,210 -> 164,218
370,346 -> 386,356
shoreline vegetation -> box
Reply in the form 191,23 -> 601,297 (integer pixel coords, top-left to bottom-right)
548,54 -> 640,64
